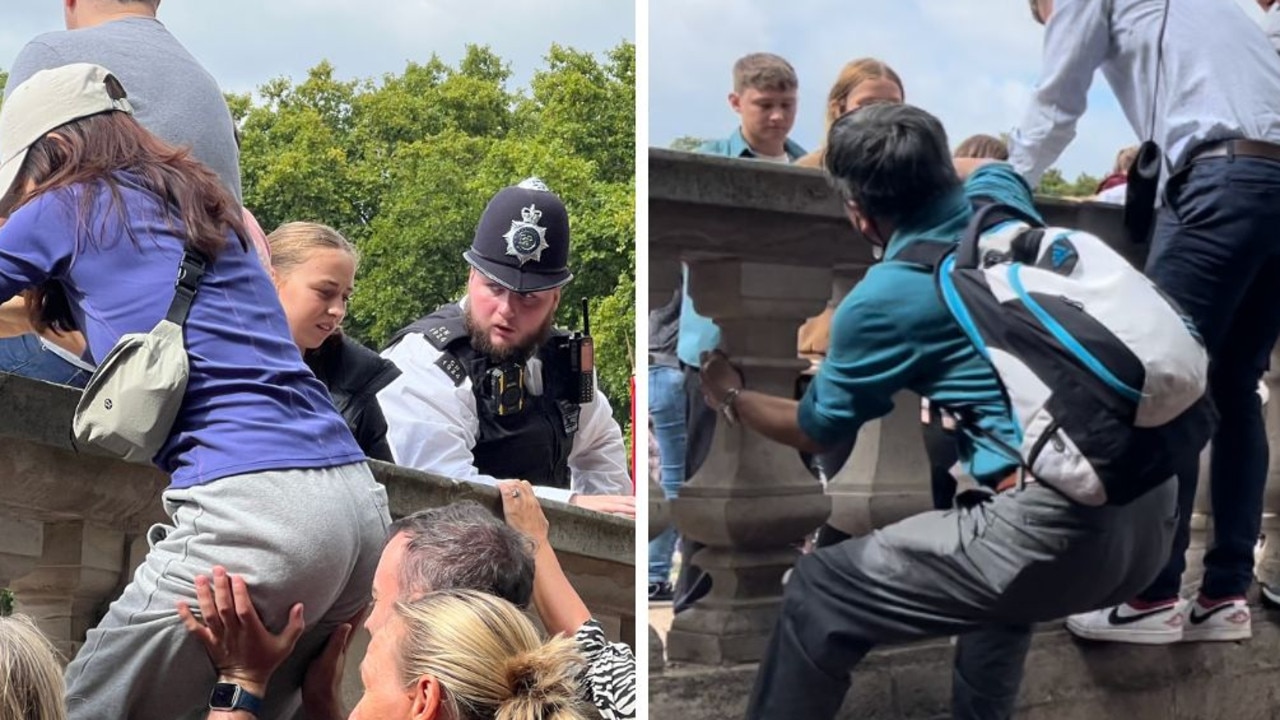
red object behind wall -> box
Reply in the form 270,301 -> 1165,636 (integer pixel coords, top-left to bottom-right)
629,374 -> 636,493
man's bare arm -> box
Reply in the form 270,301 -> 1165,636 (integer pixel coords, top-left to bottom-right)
700,352 -> 825,454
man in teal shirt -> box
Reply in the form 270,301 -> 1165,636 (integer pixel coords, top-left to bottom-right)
670,52 -> 807,611
702,104 -> 1177,720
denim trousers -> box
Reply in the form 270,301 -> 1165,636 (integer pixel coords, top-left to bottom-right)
1137,155 -> 1280,601
0,334 -> 89,387
648,364 -> 687,583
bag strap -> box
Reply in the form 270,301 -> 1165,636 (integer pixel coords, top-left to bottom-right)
956,201 -> 1046,269
165,250 -> 207,325
1145,0 -> 1172,144
893,241 -> 953,270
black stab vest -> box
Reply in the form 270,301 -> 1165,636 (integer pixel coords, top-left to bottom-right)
387,304 -> 577,489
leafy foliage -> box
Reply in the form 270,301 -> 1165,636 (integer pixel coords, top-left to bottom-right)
1036,167 -> 1102,198
234,45 -> 636,430
669,135 -> 708,152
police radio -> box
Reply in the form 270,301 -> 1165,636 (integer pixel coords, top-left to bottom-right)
552,299 -> 595,404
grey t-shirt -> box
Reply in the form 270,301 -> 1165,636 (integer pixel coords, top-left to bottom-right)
4,17 -> 242,202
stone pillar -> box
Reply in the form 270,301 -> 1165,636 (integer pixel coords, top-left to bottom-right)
825,392 -> 935,537
666,258 -> 833,665
1182,448 -> 1212,596
650,257 -> 682,310
648,254 -> 681,672
1255,346 -> 1280,592
648,472 -> 670,672
9,521 -> 126,658
818,265 -> 933,536
0,514 -> 43,591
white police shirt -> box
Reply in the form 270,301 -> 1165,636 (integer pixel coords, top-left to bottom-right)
377,332 -> 631,504
1009,0 -> 1280,189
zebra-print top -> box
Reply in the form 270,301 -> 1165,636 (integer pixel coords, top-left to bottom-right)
575,619 -> 636,719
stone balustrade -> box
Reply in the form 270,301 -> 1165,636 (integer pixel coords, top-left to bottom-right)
0,370 -> 634,705
648,148 -> 1280,677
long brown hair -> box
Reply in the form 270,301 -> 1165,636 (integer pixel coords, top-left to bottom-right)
824,58 -> 904,134
795,58 -> 904,169
0,109 -> 247,332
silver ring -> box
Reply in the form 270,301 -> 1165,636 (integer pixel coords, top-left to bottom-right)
511,488 -> 521,498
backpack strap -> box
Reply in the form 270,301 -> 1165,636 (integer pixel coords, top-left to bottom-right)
164,250 -> 207,325
956,201 -> 1046,270
893,241 -> 954,270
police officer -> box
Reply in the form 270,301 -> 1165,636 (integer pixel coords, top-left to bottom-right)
377,179 -> 635,516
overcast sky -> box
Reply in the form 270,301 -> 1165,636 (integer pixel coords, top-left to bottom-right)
650,0 -> 1276,179
1,1 -> 635,98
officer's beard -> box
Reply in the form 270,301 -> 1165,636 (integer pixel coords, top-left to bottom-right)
464,308 -> 556,365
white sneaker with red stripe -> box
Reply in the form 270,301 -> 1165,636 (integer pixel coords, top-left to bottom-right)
1064,599 -> 1185,644
1180,595 -> 1251,642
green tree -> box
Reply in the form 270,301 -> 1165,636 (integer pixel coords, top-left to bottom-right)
1069,172 -> 1101,197
237,45 -> 637,434
670,135 -> 707,152
1036,167 -> 1069,197
0,68 -> 8,112
1037,168 -> 1104,199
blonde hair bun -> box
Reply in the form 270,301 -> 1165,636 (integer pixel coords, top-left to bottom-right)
497,635 -> 585,720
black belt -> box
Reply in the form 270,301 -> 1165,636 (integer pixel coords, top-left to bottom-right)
1189,138 -> 1280,165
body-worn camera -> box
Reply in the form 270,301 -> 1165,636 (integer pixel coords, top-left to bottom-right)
484,364 -> 526,416
549,299 -> 595,404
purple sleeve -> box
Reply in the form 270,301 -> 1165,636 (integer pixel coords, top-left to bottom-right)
0,191 -> 79,303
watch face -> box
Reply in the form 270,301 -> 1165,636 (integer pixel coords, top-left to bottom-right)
209,683 -> 239,709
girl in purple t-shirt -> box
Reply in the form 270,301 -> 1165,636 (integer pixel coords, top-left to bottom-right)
0,64 -> 389,720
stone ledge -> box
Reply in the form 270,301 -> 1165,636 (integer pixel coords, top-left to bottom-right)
0,372 -> 633,566
0,372 -> 636,646
648,149 -> 1145,269
651,612 -> 1280,719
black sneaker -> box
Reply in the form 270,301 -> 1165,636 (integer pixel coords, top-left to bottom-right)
648,581 -> 674,602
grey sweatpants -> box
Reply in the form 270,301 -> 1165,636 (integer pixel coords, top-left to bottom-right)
64,463 -> 390,720
746,478 -> 1178,720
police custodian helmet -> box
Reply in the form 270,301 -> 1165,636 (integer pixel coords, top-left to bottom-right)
464,177 -> 574,293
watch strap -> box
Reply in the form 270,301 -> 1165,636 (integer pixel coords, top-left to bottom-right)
209,682 -> 263,715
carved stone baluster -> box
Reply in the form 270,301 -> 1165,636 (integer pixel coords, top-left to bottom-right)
1255,347 -> 1280,593
9,520 -> 126,659
0,514 -> 43,600
649,471 -> 671,672
647,255 -> 681,672
825,392 -> 935,536
802,265 -> 933,536
666,258 -> 832,665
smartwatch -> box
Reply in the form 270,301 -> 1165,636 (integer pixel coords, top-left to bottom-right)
208,682 -> 263,715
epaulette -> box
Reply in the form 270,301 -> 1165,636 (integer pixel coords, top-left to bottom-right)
423,320 -> 464,351
435,352 -> 467,387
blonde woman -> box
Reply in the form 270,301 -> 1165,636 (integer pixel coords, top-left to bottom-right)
181,573 -> 588,720
351,590 -> 586,720
794,58 -> 904,168
0,615 -> 66,720
266,222 -> 400,461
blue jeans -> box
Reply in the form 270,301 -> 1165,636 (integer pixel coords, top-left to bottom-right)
1138,154 -> 1280,601
0,334 -> 89,388
647,364 -> 687,584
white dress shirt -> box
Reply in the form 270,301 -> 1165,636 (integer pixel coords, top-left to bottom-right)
1010,0 -> 1280,188
378,332 -> 632,504
1267,6 -> 1280,54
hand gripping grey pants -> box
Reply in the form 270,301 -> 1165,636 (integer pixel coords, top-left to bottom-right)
745,478 -> 1177,720
64,463 -> 391,720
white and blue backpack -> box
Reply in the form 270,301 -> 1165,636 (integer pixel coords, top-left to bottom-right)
897,202 -> 1216,506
